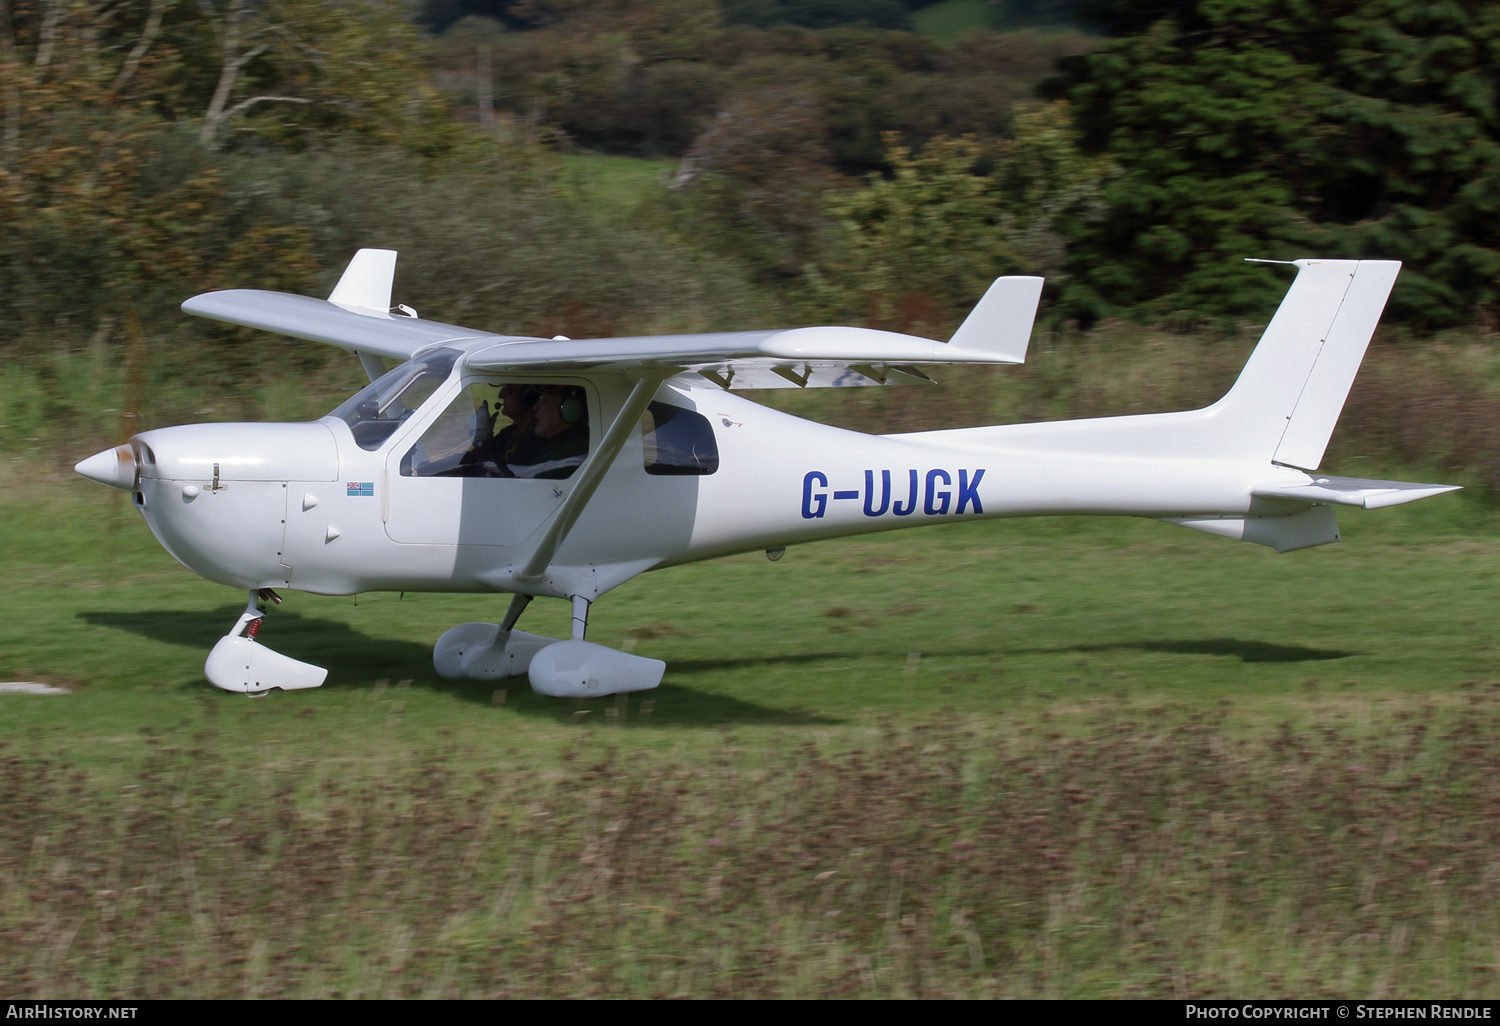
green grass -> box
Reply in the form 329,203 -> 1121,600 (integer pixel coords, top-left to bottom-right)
913,0 -> 1096,42
913,0 -> 1006,43
2,474 -> 1495,769
557,153 -> 675,222
5,341 -> 1499,996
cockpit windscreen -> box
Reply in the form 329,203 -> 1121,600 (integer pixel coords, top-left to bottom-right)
330,348 -> 460,451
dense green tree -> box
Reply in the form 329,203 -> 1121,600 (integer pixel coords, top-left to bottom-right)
478,9 -> 1094,164
1047,0 -> 1500,326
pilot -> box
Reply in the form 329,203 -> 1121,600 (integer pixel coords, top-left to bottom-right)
491,383 -> 540,470
510,384 -> 588,479
455,382 -> 538,477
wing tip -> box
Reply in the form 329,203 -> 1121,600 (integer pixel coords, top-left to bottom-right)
328,249 -> 398,313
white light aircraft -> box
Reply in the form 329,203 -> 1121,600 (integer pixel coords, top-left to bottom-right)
76,252 -> 1457,697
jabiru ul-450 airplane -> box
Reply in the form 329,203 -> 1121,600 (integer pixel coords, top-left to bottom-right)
74,252 -> 1457,698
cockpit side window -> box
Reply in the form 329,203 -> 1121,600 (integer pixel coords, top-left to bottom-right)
640,401 -> 719,476
401,381 -> 591,479
331,348 -> 460,452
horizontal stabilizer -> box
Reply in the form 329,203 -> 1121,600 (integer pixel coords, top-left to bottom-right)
1253,475 -> 1461,510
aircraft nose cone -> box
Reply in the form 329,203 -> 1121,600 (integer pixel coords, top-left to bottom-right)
75,445 -> 137,490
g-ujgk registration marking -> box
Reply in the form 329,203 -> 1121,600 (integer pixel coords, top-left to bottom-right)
802,469 -> 985,519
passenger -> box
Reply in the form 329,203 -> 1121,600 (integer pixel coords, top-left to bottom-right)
511,385 -> 588,479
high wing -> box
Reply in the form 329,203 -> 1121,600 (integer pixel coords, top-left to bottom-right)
461,328 -> 994,389
182,289 -> 499,361
183,249 -> 1044,388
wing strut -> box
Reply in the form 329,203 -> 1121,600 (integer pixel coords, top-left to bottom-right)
516,372 -> 672,581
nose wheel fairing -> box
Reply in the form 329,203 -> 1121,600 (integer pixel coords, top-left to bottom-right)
204,593 -> 327,696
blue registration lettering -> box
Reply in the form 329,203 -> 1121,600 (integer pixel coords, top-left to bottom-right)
892,469 -> 918,516
863,470 -> 890,516
801,471 -> 828,519
956,469 -> 984,514
924,469 -> 951,515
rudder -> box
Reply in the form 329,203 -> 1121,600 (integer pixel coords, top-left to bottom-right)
1216,259 -> 1400,469
1271,261 -> 1400,469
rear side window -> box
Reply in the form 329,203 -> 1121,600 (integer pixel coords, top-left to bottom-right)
641,401 -> 718,476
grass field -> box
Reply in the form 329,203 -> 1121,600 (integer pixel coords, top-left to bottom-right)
913,0 -> 1006,42
912,0 -> 1086,42
2,467 -> 1497,996
557,154 -> 675,222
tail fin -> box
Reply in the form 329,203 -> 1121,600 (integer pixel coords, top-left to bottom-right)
1216,259 -> 1400,470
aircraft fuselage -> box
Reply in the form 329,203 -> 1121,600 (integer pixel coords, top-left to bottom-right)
126,375 -> 1315,606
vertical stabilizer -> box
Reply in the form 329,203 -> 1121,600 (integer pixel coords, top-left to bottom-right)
1215,259 -> 1400,467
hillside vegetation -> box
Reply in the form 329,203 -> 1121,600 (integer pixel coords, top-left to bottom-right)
3,0 -> 1497,492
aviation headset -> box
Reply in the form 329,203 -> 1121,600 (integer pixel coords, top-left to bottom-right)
537,385 -> 584,424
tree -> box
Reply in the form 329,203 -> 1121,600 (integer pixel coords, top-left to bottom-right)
667,83 -> 840,278
0,0 -> 453,341
814,102 -> 1108,332
719,0 -> 915,31
194,0 -> 447,149
1047,0 -> 1500,326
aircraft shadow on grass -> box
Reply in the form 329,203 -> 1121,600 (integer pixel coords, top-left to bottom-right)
1014,638 -> 1358,663
79,607 -> 839,726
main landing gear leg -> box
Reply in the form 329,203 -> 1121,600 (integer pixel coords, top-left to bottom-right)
204,589 -> 328,696
498,593 -> 533,642
570,595 -> 590,641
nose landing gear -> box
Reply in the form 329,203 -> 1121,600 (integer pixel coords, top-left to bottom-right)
204,589 -> 328,696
